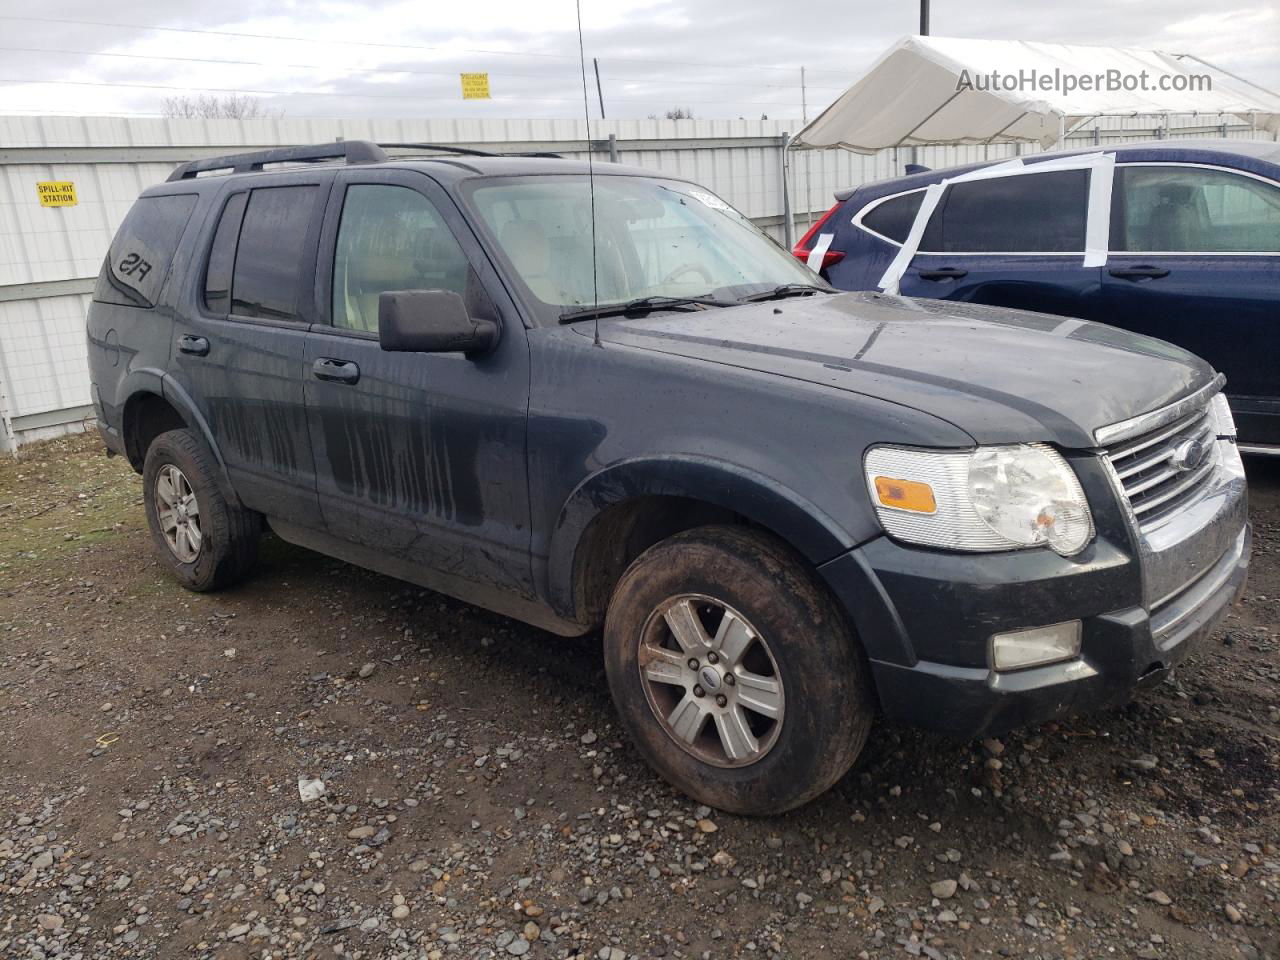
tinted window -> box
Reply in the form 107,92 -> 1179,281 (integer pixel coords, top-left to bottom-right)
203,192 -> 247,313
861,191 -> 925,243
93,194 -> 198,308
332,185 -> 469,332
920,169 -> 1088,253
231,186 -> 317,321
1112,166 -> 1280,253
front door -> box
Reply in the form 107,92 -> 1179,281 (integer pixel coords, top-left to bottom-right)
170,175 -> 331,525
302,170 -> 534,597
1100,163 -> 1280,444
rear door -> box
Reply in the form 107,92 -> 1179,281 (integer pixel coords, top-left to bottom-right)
302,169 -> 534,597
170,174 -> 330,525
896,168 -> 1101,319
1100,162 -> 1280,443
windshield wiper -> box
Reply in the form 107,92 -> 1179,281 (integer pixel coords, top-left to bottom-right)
738,283 -> 833,303
558,295 -> 735,324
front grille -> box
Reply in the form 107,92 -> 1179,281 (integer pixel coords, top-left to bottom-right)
1104,401 -> 1219,530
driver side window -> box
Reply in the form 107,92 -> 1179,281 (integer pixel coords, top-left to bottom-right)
332,185 -> 469,332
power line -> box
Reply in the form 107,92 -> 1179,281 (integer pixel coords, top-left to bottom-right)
0,46 -> 848,91
0,14 -> 854,76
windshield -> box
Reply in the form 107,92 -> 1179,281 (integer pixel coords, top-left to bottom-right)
466,175 -> 820,322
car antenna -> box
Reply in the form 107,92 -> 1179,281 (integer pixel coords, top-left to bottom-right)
575,0 -> 602,348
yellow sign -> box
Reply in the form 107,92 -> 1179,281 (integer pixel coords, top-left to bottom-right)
37,181 -> 77,207
460,73 -> 491,100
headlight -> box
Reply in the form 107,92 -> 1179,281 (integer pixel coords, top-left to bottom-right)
865,444 -> 1094,556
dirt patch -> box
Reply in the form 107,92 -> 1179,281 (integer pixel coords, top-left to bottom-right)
1,433 -> 1277,959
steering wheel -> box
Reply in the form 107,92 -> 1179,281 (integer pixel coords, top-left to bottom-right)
661,263 -> 715,286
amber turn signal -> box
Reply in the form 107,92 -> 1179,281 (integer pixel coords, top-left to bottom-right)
873,475 -> 937,514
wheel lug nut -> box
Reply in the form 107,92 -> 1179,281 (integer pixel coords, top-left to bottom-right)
724,674 -> 735,686
706,652 -> 719,665
687,658 -> 699,670
693,685 -> 705,698
715,694 -> 727,707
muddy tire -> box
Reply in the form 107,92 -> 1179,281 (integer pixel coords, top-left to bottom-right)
603,525 -> 874,815
142,429 -> 259,592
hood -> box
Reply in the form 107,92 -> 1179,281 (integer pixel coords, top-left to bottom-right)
584,291 -> 1216,447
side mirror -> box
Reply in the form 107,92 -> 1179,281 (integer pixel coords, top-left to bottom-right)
378,289 -> 498,355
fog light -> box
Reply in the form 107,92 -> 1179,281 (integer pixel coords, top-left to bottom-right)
991,621 -> 1082,671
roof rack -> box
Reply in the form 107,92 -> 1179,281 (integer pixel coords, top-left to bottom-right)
166,139 -> 566,182
378,142 -> 499,158
379,142 -> 563,159
166,140 -> 388,181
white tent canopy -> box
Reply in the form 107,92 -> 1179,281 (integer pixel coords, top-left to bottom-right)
793,36 -> 1280,153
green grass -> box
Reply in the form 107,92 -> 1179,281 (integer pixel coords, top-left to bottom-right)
0,432 -> 143,575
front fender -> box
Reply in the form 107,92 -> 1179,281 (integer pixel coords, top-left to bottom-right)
546,455 -> 861,617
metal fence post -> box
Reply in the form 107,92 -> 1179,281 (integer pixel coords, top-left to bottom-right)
607,133 -> 618,163
779,133 -> 794,250
0,350 -> 16,456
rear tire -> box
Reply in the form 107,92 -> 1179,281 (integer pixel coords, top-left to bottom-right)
603,525 -> 873,815
142,429 -> 259,592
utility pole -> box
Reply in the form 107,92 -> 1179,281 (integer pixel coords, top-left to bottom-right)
593,58 -> 606,119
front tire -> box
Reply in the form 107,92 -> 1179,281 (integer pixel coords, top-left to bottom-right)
603,525 -> 873,815
142,429 -> 259,592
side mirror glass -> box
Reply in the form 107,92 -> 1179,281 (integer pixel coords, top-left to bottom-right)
378,289 -> 498,355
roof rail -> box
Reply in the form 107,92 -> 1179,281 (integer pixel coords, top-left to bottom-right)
166,140 -> 388,182
378,142 -> 563,159
378,142 -> 500,158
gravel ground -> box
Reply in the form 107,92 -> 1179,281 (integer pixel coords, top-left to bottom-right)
1,433 -> 1277,960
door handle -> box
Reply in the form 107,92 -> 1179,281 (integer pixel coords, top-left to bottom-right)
312,357 -> 360,385
916,267 -> 968,281
1108,265 -> 1170,280
177,335 -> 209,356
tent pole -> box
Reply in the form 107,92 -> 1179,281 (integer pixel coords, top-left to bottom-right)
779,132 -> 795,249
1171,53 -> 1280,100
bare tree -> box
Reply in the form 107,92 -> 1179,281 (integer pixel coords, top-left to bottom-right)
663,106 -> 694,120
161,94 -> 281,120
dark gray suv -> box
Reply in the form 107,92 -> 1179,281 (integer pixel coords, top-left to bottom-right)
88,141 -> 1250,814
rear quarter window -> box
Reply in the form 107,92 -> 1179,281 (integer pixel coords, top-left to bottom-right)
93,194 -> 198,308
859,190 -> 925,243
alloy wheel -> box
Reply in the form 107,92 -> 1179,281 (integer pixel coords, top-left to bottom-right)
637,594 -> 785,768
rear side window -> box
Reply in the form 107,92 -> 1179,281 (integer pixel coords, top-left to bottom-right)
203,192 -> 247,313
202,185 -> 317,321
860,190 -> 925,243
93,194 -> 198,308
920,170 -> 1088,253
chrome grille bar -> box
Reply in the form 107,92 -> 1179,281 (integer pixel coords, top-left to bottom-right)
1102,392 -> 1221,532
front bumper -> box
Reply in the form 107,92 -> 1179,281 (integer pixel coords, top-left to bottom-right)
819,453 -> 1250,739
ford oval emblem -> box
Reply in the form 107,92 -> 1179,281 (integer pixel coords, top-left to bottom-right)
698,666 -> 721,691
1170,437 -> 1209,473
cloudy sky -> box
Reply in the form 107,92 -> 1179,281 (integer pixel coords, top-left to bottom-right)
0,0 -> 1277,121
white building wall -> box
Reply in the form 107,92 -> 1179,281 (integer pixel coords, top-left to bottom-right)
0,112 -> 1267,451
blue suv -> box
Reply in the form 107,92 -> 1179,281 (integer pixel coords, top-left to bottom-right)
797,140 -> 1280,451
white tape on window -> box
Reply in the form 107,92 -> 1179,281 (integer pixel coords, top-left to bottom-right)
806,232 -> 834,271
1083,156 -> 1115,267
876,151 -> 1117,294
